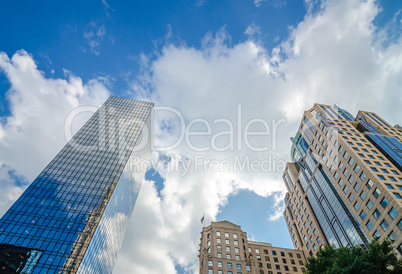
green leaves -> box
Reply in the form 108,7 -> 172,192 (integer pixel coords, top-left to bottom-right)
305,240 -> 402,274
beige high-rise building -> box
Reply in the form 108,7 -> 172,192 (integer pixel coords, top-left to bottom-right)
199,221 -> 307,274
282,103 -> 402,257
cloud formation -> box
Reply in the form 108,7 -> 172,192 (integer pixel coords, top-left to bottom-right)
254,0 -> 287,8
0,49 -> 110,212
83,21 -> 106,55
102,0 -> 113,17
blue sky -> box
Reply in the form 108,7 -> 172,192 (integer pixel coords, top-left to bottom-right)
1,0 -> 402,273
216,190 -> 293,247
0,0 -> 307,99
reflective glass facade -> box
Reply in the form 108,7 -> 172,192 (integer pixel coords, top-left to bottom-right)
0,96 -> 153,273
365,134 -> 402,172
300,152 -> 368,248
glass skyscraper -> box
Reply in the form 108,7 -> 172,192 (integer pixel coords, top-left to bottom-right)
0,96 -> 154,273
283,104 -> 402,257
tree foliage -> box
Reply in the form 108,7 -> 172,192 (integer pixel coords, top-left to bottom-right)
305,240 -> 402,274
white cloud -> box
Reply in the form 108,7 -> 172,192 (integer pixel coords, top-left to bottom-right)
121,32 -> 290,273
267,192 -> 286,221
254,0 -> 287,8
244,23 -> 261,38
0,49 -> 110,214
114,181 -> 178,274
83,22 -> 106,55
102,0 -> 113,17
0,166 -> 25,216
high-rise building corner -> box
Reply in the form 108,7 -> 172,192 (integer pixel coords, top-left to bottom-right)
0,96 -> 154,273
282,103 -> 402,257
